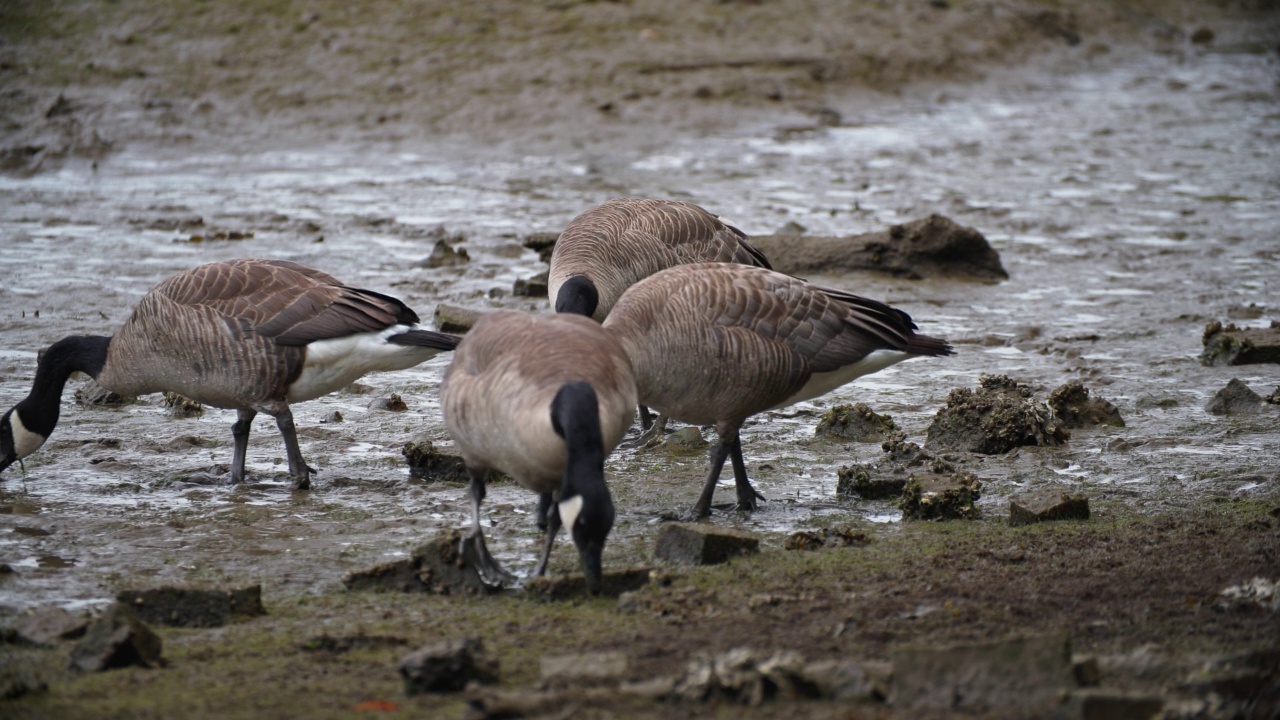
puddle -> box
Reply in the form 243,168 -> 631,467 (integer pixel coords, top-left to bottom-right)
1,50 -> 1278,611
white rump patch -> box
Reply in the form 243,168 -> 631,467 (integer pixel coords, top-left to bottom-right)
559,494 -> 585,531
776,349 -> 913,408
288,325 -> 443,402
10,412 -> 47,460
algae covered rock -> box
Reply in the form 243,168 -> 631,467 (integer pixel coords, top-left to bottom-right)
925,375 -> 1069,454
1047,381 -> 1124,429
899,472 -> 981,520
815,402 -> 900,442
1201,320 -> 1280,366
402,440 -> 470,483
836,464 -> 906,500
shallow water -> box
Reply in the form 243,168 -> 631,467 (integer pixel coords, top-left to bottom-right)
1,48 -> 1278,612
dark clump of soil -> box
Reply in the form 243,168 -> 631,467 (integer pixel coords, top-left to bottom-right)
814,402 -> 899,442
1201,320 -> 1280,366
524,567 -> 653,601
836,435 -> 955,500
398,636 -> 498,695
925,374 -> 1069,454
115,584 -> 265,628
752,214 -> 1008,281
402,440 -> 470,483
342,529 -> 491,596
1047,380 -> 1124,428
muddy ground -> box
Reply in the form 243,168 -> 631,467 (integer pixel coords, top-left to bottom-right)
2,1 -> 1280,718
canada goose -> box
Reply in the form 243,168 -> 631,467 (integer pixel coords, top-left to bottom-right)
601,262 -> 954,518
549,197 -> 771,429
440,310 -> 637,594
0,259 -> 460,490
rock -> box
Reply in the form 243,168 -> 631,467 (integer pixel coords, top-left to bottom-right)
654,523 -> 759,565
417,238 -> 470,268
803,659 -> 886,701
925,374 -> 1069,454
899,472 -> 981,520
522,231 -> 559,263
342,530 -> 490,596
162,392 -> 203,418
676,648 -> 821,705
512,270 -> 549,297
11,607 -> 89,645
1056,690 -> 1164,720
1226,303 -> 1266,320
402,440 -> 470,483
749,214 -> 1007,281
69,603 -> 163,672
73,378 -> 133,406
398,637 -> 498,695
524,567 -> 652,600
319,410 -> 343,423
116,584 -> 265,628
540,651 -> 630,688
836,463 -> 907,499
663,425 -> 708,451
890,634 -> 1073,714
370,393 -> 408,411
1047,381 -> 1124,428
434,303 -> 486,334
783,527 -> 870,550
814,402 -> 900,442
1190,26 -> 1215,45
1205,378 -> 1267,416
1009,489 -> 1090,527
1201,321 -> 1280,366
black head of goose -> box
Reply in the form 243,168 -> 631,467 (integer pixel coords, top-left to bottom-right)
440,310 -> 637,594
0,258 -> 460,489
601,262 -> 954,518
549,198 -> 771,322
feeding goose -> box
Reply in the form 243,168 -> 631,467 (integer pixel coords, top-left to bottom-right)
602,262 -> 954,518
440,310 -> 637,594
0,258 -> 460,490
549,197 -> 771,429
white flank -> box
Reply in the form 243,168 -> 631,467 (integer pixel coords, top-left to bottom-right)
558,494 -> 585,531
774,349 -> 913,409
288,325 -> 442,402
11,412 -> 48,460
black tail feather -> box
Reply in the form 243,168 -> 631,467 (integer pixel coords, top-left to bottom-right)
906,333 -> 955,357
387,329 -> 462,352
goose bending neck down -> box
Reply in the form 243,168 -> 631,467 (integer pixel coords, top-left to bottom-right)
602,262 -> 954,518
0,259 -> 461,489
441,310 -> 636,594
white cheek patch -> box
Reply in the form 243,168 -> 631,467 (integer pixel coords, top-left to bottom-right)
558,495 -> 584,532
11,413 -> 47,459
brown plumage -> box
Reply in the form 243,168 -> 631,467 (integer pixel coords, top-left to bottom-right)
441,310 -> 637,593
602,262 -> 953,518
549,198 -> 770,321
0,258 -> 460,488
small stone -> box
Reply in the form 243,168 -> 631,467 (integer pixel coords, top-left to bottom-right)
815,402 -> 900,442
162,392 -> 203,418
1047,381 -> 1124,428
1009,490 -> 1090,527
524,567 -> 651,600
512,270 -> 549,297
345,530 -> 490,596
654,522 -> 759,565
370,393 -> 408,411
398,637 -> 498,695
402,440 -> 470,483
1189,26 -> 1215,45
1226,303 -> 1266,320
1201,320 -> 1280,366
73,378 -> 132,406
69,603 -> 163,672
417,238 -> 470,268
890,634 -> 1072,714
784,527 -> 870,550
899,472 -> 981,520
434,303 -> 486,334
663,426 -> 707,451
540,651 -> 630,688
319,411 -> 343,423
522,232 -> 559,263
836,464 -> 907,499
1205,378 -> 1267,416
116,584 -> 265,628
804,659 -> 884,701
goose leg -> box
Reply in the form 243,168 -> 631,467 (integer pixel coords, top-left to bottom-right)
273,408 -> 312,490
638,405 -> 654,431
535,492 -> 554,532
729,433 -> 765,511
692,433 -> 735,518
229,409 -> 256,484
531,496 -> 561,578
459,469 -> 516,588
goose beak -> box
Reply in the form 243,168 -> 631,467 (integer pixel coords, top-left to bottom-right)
578,541 -> 605,596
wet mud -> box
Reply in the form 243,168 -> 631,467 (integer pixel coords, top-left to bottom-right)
2,0 -> 1280,717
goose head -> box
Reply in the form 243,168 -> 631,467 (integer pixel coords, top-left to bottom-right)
550,381 -> 615,595
554,275 -> 600,319
0,406 -> 45,475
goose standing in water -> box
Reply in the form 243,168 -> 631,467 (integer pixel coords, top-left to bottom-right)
549,197 -> 771,430
602,262 -> 954,518
440,310 -> 636,594
0,259 -> 460,489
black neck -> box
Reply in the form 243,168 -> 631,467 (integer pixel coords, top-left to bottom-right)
554,275 -> 600,318
15,335 -> 111,437
550,381 -> 607,493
